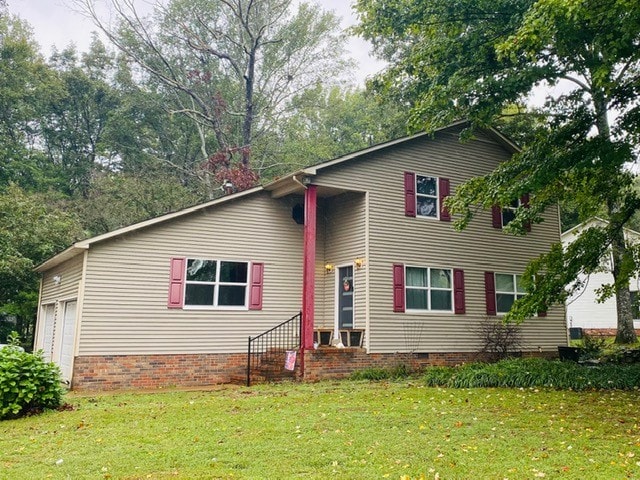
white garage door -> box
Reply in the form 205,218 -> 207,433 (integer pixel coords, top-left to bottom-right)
57,300 -> 77,382
41,304 -> 56,362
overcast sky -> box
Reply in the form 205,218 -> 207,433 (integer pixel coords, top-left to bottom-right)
9,0 -> 385,86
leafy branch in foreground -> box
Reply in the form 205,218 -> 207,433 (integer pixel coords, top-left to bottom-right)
355,0 -> 640,342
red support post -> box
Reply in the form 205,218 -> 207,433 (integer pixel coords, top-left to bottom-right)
302,185 -> 317,351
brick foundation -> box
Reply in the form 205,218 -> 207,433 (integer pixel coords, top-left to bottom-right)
302,348 -> 554,382
72,349 -> 555,391
72,353 -> 247,391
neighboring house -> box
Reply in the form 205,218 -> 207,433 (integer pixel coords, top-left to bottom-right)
562,218 -> 640,334
34,121 -> 566,390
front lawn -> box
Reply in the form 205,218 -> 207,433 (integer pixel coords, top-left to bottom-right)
1,380 -> 639,479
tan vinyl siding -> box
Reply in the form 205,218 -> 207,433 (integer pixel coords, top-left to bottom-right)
316,193 -> 367,335
313,127 -> 565,353
78,191 -> 304,355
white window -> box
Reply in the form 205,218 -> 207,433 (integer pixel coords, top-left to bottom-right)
184,259 -> 248,308
495,273 -> 525,314
416,175 -> 439,218
630,291 -> 640,320
501,199 -> 520,227
405,266 -> 452,311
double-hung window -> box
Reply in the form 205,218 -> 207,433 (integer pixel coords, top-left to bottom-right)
405,266 -> 453,311
184,259 -> 249,308
403,172 -> 451,221
495,273 -> 525,314
416,175 -> 439,218
492,194 -> 531,231
501,199 -> 520,227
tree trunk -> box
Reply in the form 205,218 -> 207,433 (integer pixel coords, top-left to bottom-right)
595,91 -> 637,344
610,227 -> 638,344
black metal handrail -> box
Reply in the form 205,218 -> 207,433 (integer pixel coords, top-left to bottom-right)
247,312 -> 302,386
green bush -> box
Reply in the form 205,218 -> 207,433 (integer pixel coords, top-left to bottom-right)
601,344 -> 640,364
0,344 -> 65,420
422,357 -> 640,391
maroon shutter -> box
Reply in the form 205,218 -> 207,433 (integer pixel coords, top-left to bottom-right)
439,177 -> 451,222
538,309 -> 547,317
404,172 -> 416,217
453,268 -> 465,314
484,271 -> 497,315
491,205 -> 502,229
393,264 -> 405,312
521,194 -> 531,232
249,262 -> 264,310
167,257 -> 186,309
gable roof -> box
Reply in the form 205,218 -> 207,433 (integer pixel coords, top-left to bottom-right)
36,121 -> 518,272
264,121 -> 519,198
561,217 -> 640,242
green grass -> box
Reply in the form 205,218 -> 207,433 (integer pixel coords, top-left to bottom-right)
1,381 -> 639,479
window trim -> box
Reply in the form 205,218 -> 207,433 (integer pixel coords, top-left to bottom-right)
404,265 -> 454,313
492,194 -> 531,231
404,172 -> 451,222
494,272 -> 525,315
183,258 -> 250,310
415,174 -> 440,220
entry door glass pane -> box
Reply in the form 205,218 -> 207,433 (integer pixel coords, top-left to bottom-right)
338,266 -> 353,329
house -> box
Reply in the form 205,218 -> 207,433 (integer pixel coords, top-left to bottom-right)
562,218 -> 640,335
34,121 -> 566,390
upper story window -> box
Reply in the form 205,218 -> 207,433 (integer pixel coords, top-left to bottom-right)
405,266 -> 453,311
403,172 -> 451,221
495,273 -> 525,314
492,194 -> 531,231
501,199 -> 520,227
185,259 -> 249,308
416,175 -> 438,218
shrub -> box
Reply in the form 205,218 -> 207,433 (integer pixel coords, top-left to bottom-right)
475,318 -> 524,361
579,334 -> 607,360
422,357 -> 640,390
0,340 -> 65,420
600,344 -> 640,364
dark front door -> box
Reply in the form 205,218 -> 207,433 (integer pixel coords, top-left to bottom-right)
338,266 -> 353,329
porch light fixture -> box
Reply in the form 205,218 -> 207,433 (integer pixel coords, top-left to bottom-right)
354,258 -> 365,269
324,263 -> 334,274
53,275 -> 62,285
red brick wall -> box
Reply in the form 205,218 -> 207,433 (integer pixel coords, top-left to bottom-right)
71,349 -> 555,390
72,353 -> 247,391
302,348 -> 555,382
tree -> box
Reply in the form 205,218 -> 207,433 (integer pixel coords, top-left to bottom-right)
42,40 -> 122,197
0,185 -> 84,346
355,0 -> 640,343
0,15 -> 59,192
76,171 -> 200,235
266,85 -> 408,175
76,0 -> 351,195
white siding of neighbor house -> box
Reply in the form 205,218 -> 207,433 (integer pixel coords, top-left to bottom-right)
312,126 -> 566,353
563,220 -> 640,330
76,191 -> 305,355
